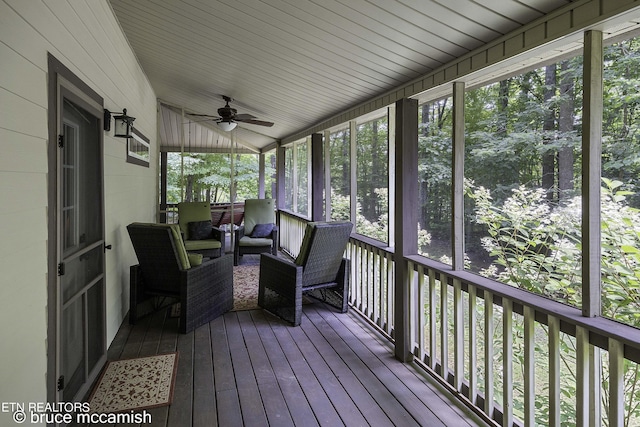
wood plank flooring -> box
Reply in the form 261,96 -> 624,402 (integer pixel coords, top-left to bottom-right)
98,302 -> 490,427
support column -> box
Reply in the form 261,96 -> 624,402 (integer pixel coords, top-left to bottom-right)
582,29 -> 603,318
258,152 -> 265,198
160,151 -> 168,223
349,121 -> 357,225
452,82 -> 465,270
394,98 -> 418,362
311,133 -> 324,221
582,29 -> 604,427
324,130 -> 332,220
276,141 -> 285,210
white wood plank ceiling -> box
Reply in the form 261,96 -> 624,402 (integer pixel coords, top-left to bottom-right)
108,0 -> 577,152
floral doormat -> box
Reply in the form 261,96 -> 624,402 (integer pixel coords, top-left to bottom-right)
88,353 -> 178,413
233,265 -> 261,311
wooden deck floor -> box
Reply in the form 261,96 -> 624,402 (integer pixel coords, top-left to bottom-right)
101,300 -> 490,427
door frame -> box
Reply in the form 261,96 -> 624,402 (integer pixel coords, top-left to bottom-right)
46,53 -> 107,403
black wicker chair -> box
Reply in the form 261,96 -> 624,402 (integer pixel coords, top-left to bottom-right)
258,221 -> 352,326
127,222 -> 233,334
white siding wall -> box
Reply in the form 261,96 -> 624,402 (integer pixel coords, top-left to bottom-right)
0,0 -> 156,415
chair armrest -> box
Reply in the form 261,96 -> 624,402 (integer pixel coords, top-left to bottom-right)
259,253 -> 301,290
211,226 -> 225,253
234,225 -> 246,240
185,253 -> 232,278
269,226 -> 279,253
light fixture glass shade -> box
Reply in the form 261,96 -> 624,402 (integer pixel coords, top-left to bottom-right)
218,120 -> 237,132
113,108 -> 135,138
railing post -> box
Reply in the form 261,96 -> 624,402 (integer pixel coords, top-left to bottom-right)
311,133 -> 324,221
394,97 -> 418,362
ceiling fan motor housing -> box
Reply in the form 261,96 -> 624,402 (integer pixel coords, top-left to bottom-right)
218,105 -> 237,119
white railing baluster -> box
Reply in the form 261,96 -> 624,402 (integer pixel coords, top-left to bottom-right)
429,269 -> 437,370
468,284 -> 478,405
441,274 -> 449,380
454,278 -> 463,391
576,326 -> 589,427
408,261 -> 417,354
502,299 -> 513,427
549,316 -> 561,427
376,252 -> 387,328
387,253 -> 394,337
590,346 -> 602,427
418,265 -> 426,363
374,249 -> 380,326
609,339 -> 624,427
485,291 -> 494,420
524,306 -> 535,427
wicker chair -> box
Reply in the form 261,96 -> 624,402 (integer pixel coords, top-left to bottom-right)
177,202 -> 225,258
258,221 -> 352,326
127,222 -> 233,334
234,198 -> 278,265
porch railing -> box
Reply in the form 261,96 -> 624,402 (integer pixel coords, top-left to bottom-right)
160,202 -> 244,226
277,211 -> 640,426
277,210 -> 308,259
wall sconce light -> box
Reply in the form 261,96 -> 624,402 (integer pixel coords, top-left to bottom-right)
217,120 -> 237,132
104,108 -> 136,138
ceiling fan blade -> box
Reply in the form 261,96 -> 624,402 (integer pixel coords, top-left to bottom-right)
187,113 -> 214,117
235,118 -> 274,127
235,113 -> 257,120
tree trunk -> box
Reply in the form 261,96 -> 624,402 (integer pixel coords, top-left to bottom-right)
498,80 -> 509,137
542,64 -> 557,200
420,104 -> 430,226
185,175 -> 194,202
370,121 -> 380,218
558,60 -> 575,198
342,131 -> 349,195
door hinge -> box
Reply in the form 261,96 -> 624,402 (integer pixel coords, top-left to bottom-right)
57,375 -> 64,391
57,262 -> 65,276
58,134 -> 64,148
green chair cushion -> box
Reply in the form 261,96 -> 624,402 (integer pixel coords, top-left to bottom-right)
184,239 -> 222,251
187,252 -> 203,267
177,202 -> 211,238
238,236 -> 273,247
243,199 -> 275,235
130,222 -> 191,270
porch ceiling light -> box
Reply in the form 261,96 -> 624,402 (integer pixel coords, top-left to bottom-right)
104,108 -> 136,138
218,120 -> 237,132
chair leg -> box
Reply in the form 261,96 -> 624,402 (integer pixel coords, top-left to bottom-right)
305,259 -> 350,313
129,265 -> 143,324
337,259 -> 350,313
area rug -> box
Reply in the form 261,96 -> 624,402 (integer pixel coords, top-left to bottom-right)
232,264 -> 312,311
233,265 -> 261,311
88,353 -> 178,413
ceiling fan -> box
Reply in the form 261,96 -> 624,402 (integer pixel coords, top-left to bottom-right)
188,95 -> 274,131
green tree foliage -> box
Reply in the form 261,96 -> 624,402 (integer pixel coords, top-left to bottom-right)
356,117 -> 388,226
166,152 -> 262,203
603,37 -> 640,207
418,99 -> 453,260
469,179 -> 640,424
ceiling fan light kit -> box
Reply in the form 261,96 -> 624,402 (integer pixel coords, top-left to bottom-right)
218,120 -> 237,132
